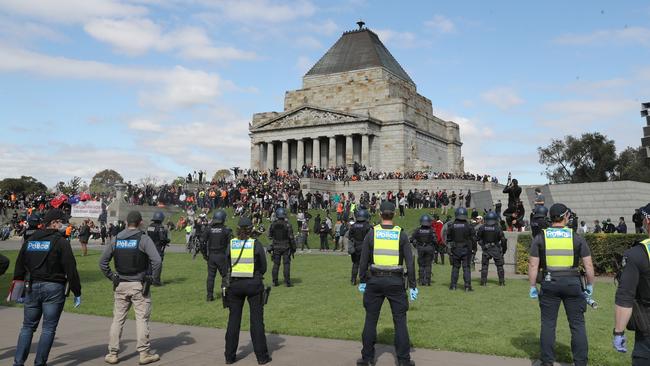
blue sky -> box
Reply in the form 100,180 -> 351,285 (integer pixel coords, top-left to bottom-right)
1,0 -> 649,187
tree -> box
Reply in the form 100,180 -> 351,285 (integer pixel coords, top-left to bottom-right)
213,169 -> 232,182
89,169 -> 124,193
172,176 -> 186,186
538,132 -> 618,183
56,176 -> 83,195
0,176 -> 47,194
139,175 -> 159,187
616,146 -> 650,182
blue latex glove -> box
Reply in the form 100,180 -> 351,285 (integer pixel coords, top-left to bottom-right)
529,286 -> 538,299
584,284 -> 593,297
358,283 -> 366,293
409,288 -> 418,301
73,296 -> 81,308
613,334 -> 627,353
16,297 -> 25,304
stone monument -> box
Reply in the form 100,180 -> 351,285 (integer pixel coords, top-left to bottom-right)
249,22 -> 463,173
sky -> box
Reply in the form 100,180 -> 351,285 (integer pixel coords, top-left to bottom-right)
1,0 -> 649,187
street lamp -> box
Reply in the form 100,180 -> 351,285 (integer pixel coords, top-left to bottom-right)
642,102 -> 650,158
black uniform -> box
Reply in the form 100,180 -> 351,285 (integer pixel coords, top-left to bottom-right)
146,221 -> 169,285
268,219 -> 296,286
411,226 -> 437,286
223,238 -> 271,364
615,241 -> 650,365
0,253 -> 9,275
529,229 -> 591,366
201,224 -> 232,299
477,223 -> 506,285
446,220 -> 476,289
531,216 -> 549,238
348,221 -> 372,284
358,224 -> 416,365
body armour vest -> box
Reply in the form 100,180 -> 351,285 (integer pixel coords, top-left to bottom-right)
413,227 -> 435,246
271,221 -> 290,248
450,221 -> 471,248
349,222 -> 371,246
146,223 -> 162,246
24,231 -> 60,274
208,226 -> 230,253
480,225 -> 499,243
114,232 -> 148,276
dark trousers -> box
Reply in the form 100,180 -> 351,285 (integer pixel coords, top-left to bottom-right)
350,253 -> 361,283
272,249 -> 291,284
450,247 -> 471,288
434,245 -> 445,265
225,279 -> 269,362
207,253 -> 226,297
417,246 -> 434,285
361,276 -> 411,363
480,245 -> 505,284
320,235 -> 329,250
633,331 -> 650,365
539,277 -> 588,366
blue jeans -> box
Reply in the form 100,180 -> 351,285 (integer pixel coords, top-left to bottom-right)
14,282 -> 65,366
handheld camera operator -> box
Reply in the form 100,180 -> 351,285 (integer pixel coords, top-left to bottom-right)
528,203 -> 594,366
612,203 -> 650,364
357,201 -> 417,366
99,210 -> 162,365
11,209 -> 82,366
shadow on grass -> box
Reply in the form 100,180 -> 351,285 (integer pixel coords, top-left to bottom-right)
510,331 -> 573,366
0,341 -> 66,362
153,331 -> 195,356
160,277 -> 188,285
237,333 -> 286,360
50,339 -> 134,366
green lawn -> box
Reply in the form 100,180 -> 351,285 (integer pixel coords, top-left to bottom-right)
0,250 -> 630,366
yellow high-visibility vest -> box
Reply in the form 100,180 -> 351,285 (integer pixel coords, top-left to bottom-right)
373,224 -> 401,270
543,228 -> 575,271
641,239 -> 650,259
230,238 -> 255,278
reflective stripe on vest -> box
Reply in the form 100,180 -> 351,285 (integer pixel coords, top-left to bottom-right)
543,228 -> 574,271
373,225 -> 401,270
641,239 -> 650,259
230,238 -> 255,278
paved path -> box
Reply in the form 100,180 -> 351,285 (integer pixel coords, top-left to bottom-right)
0,307 -> 558,366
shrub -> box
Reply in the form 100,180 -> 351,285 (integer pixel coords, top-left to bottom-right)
516,233 -> 647,275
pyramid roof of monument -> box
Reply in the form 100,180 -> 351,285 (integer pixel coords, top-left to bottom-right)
305,28 -> 415,86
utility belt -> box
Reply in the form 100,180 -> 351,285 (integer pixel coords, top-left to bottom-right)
538,269 -> 580,282
370,265 -> 404,277
483,242 -> 498,249
628,299 -> 650,336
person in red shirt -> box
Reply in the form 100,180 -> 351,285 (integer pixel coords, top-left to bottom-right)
431,214 -> 445,265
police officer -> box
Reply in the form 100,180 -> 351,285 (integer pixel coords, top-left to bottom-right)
147,211 -> 169,286
201,209 -> 232,301
0,252 -> 9,275
528,203 -> 594,366
99,210 -> 161,365
348,208 -> 372,285
357,201 -> 417,366
531,206 -> 549,238
446,207 -> 476,291
268,207 -> 296,287
612,203 -> 650,363
23,213 -> 41,242
223,216 -> 271,365
477,211 -> 506,286
411,214 -> 437,286
12,208 -> 82,366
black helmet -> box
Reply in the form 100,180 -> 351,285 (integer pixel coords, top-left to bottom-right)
420,214 -> 432,226
356,209 -> 369,222
152,211 -> 165,222
455,207 -> 468,221
213,209 -> 227,224
533,206 -> 549,218
485,211 -> 498,224
275,207 -> 287,219
238,216 -> 253,228
27,213 -> 41,225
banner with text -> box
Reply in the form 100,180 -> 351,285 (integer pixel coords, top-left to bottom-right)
71,201 -> 103,218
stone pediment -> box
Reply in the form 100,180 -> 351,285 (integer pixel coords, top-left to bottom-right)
251,106 -> 368,132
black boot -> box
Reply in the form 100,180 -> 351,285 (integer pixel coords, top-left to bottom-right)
273,280 -> 279,287
499,280 -> 506,286
207,294 -> 214,302
480,279 -> 487,286
465,286 -> 474,292
449,285 -> 457,290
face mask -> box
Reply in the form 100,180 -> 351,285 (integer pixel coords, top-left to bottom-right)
59,223 -> 68,234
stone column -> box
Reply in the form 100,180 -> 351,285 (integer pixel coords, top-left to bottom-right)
251,143 -> 260,170
361,134 -> 369,167
266,142 -> 274,170
328,136 -> 336,168
297,139 -> 304,170
312,138 -> 320,169
345,135 -> 353,165
281,140 -> 289,171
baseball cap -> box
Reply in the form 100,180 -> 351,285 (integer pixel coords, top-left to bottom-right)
42,209 -> 67,225
238,216 -> 253,228
379,201 -> 396,213
549,203 -> 569,219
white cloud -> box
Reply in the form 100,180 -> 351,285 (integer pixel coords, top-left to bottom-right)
374,29 -> 418,48
84,18 -> 257,61
128,118 -> 162,132
0,16 -> 66,44
0,0 -> 147,24
211,0 -> 316,23
554,26 -> 650,46
424,15 -> 456,34
0,46 -> 231,109
481,87 -> 524,110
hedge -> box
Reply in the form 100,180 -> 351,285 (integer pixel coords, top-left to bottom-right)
516,233 -> 647,275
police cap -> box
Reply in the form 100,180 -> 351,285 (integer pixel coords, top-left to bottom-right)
640,203 -> 650,219
549,203 -> 569,220
238,216 -> 253,228
42,209 -> 67,226
379,201 -> 396,214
